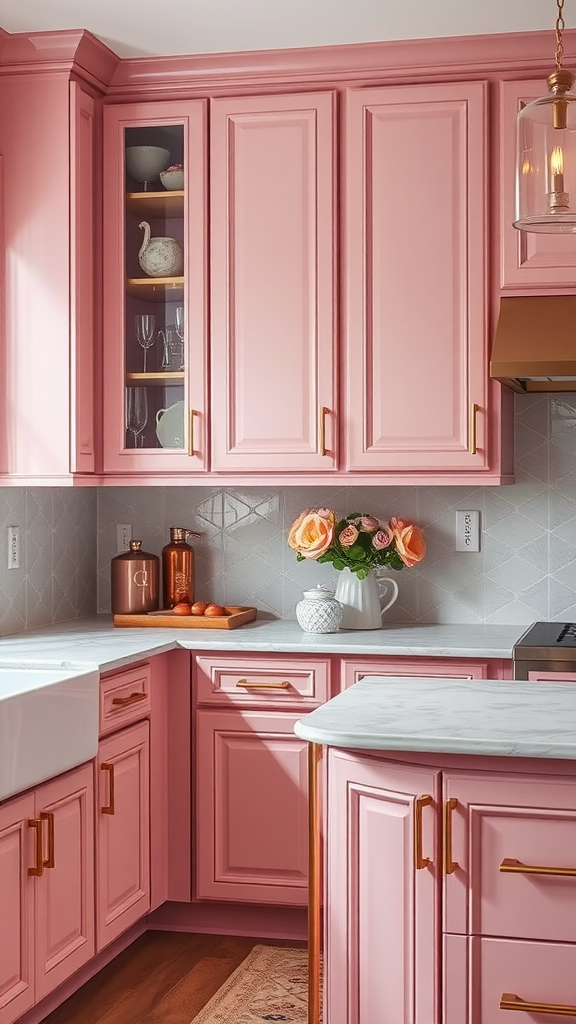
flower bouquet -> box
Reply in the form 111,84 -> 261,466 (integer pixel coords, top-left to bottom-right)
288,509 -> 426,579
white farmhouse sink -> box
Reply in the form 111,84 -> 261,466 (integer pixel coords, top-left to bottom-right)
0,666 -> 99,802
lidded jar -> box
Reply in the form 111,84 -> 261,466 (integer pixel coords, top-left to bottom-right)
111,540 -> 159,615
296,585 -> 343,634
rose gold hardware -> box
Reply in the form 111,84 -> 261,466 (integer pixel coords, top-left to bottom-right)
307,743 -> 323,1024
319,406 -> 328,457
28,819 -> 43,877
188,409 -> 195,456
469,402 -> 478,455
235,679 -> 290,689
414,795 -> 433,870
500,992 -> 576,1016
111,691 -> 147,707
443,797 -> 458,874
101,763 -> 115,815
555,0 -> 565,69
40,811 -> 55,869
500,856 -> 576,877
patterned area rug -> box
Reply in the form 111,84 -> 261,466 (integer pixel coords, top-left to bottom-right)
190,944 -> 320,1023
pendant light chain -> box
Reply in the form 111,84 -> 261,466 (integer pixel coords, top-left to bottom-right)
555,0 -> 565,69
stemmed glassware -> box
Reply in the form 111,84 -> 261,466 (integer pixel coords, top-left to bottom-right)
135,314 -> 156,372
125,386 -> 148,448
174,306 -> 185,370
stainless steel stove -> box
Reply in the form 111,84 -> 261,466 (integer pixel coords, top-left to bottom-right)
514,622 -> 576,679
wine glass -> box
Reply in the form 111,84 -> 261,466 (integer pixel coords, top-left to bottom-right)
125,387 -> 148,448
135,314 -> 156,373
174,307 -> 185,370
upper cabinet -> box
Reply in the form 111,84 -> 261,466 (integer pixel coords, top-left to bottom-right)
344,81 -> 492,475
0,73 -> 99,481
500,79 -> 576,292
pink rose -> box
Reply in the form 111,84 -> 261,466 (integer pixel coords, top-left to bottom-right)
372,530 -> 392,550
288,509 -> 335,559
339,525 -> 359,547
389,517 -> 426,567
359,516 -> 381,532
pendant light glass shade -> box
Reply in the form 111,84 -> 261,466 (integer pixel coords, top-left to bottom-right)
515,69 -> 576,233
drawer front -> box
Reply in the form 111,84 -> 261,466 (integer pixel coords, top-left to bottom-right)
340,656 -> 496,691
99,662 -> 151,735
444,769 -> 576,942
477,936 -> 576,1023
195,654 -> 330,706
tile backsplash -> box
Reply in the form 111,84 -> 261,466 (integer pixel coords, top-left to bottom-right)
1,393 -> 576,635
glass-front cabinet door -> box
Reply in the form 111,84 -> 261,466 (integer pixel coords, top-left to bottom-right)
102,100 -> 207,474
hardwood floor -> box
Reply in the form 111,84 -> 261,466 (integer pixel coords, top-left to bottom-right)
41,932 -> 305,1024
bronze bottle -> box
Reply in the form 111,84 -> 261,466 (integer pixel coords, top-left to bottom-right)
110,540 -> 160,614
161,526 -> 202,608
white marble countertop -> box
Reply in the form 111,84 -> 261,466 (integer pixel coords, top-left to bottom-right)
0,616 -> 521,672
294,676 -> 576,759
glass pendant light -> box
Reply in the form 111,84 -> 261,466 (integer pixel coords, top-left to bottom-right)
514,0 -> 576,233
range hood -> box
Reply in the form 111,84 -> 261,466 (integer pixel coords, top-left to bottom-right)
490,295 -> 576,392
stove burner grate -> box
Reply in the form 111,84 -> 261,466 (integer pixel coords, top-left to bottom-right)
557,623 -> 576,644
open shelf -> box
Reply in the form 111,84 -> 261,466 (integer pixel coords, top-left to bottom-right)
126,190 -> 184,218
126,277 -> 184,299
126,371 -> 185,386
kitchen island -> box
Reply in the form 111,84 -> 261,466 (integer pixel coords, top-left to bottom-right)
295,676 -> 576,1024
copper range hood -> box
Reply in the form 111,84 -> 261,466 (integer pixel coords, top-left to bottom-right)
490,294 -> 576,392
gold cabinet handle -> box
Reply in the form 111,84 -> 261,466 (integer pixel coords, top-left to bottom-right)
101,763 -> 115,815
469,402 -> 478,455
414,794 -> 433,870
188,409 -> 197,457
40,811 -> 55,869
28,819 -> 43,877
319,406 -> 328,457
500,857 -> 576,877
500,992 -> 576,1016
443,797 -> 458,875
235,679 -> 290,689
112,691 -> 146,707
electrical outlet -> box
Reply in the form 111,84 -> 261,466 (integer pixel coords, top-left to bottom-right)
7,526 -> 20,569
116,523 -> 133,553
455,511 -> 480,552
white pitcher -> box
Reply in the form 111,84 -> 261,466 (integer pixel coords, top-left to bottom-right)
138,220 -> 183,277
334,567 -> 399,629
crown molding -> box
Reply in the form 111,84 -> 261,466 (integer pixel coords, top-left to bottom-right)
0,28 -> 120,90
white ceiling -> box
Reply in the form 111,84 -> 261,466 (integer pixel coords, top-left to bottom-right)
0,0 -> 574,59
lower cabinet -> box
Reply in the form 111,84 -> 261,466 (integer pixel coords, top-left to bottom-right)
0,764 -> 94,1024
96,720 -> 150,950
326,748 -> 576,1024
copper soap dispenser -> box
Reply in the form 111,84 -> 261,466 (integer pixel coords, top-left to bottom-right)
161,526 -> 202,608
111,540 -> 160,615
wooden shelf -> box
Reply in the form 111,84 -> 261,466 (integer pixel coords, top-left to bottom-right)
126,277 -> 184,300
126,190 -> 184,218
126,372 -> 185,386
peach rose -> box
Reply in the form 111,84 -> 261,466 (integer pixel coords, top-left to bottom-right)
288,509 -> 335,559
372,530 -> 392,550
388,517 -> 426,567
339,525 -> 359,547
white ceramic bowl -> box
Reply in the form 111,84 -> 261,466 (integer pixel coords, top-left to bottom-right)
125,146 -> 170,184
160,169 -> 185,191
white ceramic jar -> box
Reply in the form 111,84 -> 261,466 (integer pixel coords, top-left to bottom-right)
296,585 -> 343,634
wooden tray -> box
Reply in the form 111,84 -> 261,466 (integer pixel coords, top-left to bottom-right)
113,606 -> 257,630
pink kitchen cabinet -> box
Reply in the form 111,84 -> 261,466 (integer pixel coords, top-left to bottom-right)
339,656 -> 509,691
499,79 -> 576,292
325,748 -> 441,1024
0,764 -> 94,1024
210,91 -> 337,472
344,81 -> 500,479
0,75 -> 99,481
96,720 -> 150,950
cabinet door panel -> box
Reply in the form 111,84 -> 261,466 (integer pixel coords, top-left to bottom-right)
345,82 -> 487,472
0,794 -> 34,1024
34,764 -> 94,1002
97,720 -> 150,950
326,749 -> 440,1024
196,709 -> 309,904
210,92 -> 336,471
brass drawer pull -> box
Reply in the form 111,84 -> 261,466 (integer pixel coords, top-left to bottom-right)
469,402 -> 478,455
40,811 -> 55,868
188,409 -> 195,457
500,857 -> 576,877
500,992 -> 576,1016
111,691 -> 147,707
101,763 -> 115,815
319,406 -> 328,457
28,819 -> 43,877
235,679 -> 290,689
443,797 -> 458,875
414,794 -> 433,870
